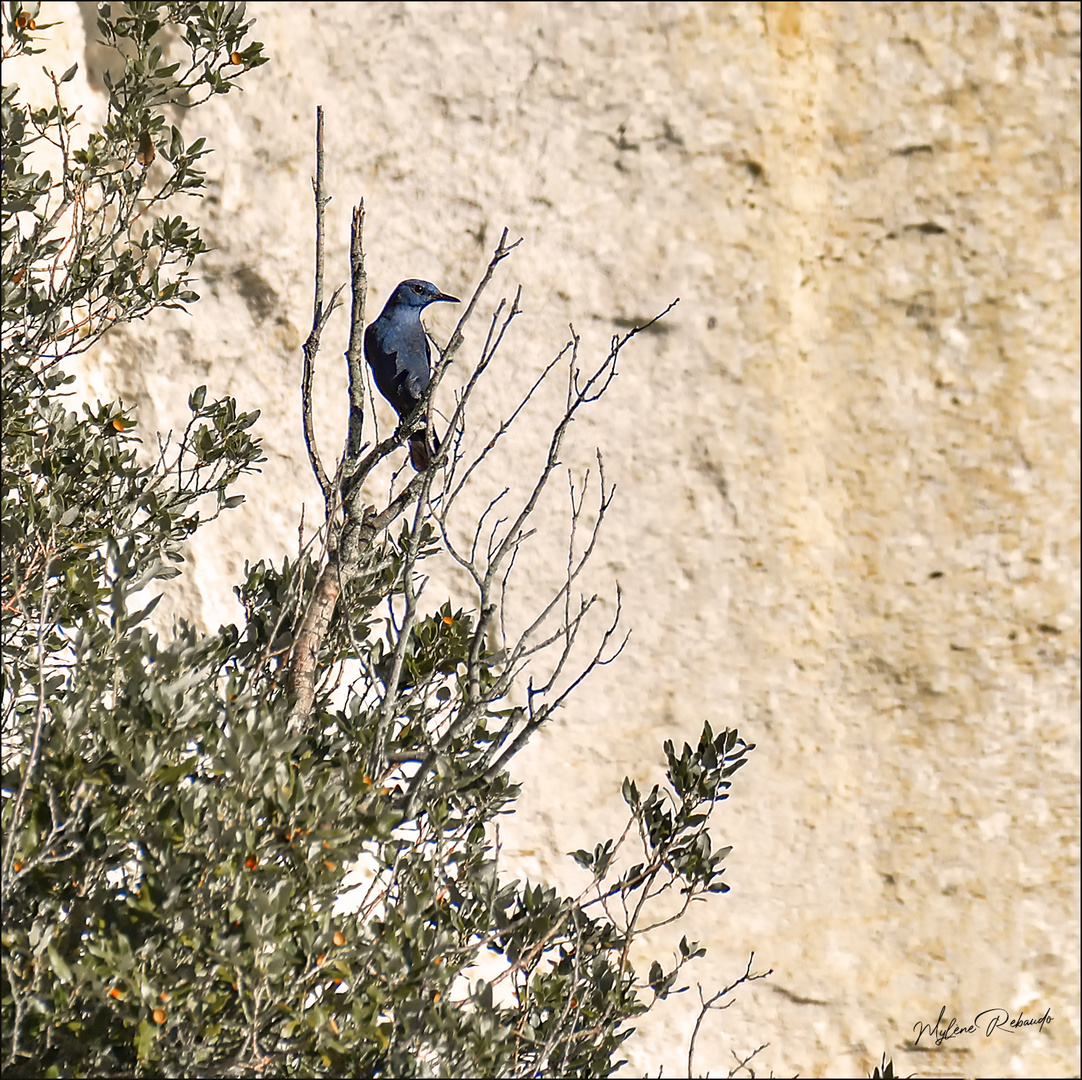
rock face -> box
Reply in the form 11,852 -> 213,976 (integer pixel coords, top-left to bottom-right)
13,3 -> 1079,1075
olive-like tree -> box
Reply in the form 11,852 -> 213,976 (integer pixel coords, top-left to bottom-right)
2,5 -> 763,1076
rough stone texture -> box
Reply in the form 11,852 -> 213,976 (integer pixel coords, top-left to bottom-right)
11,3 -> 1079,1075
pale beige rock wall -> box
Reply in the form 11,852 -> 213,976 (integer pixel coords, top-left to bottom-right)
13,3 -> 1079,1076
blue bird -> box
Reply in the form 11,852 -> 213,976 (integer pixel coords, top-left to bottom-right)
364,278 -> 460,470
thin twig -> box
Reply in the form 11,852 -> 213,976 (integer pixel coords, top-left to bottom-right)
300,105 -> 342,510
687,953 -> 773,1079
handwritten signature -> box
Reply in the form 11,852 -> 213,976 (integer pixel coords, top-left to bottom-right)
913,1005 -> 1053,1047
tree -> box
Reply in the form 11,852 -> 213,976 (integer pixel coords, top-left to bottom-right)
3,5 -> 762,1076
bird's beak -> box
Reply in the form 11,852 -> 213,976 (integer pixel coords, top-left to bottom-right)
436,292 -> 461,304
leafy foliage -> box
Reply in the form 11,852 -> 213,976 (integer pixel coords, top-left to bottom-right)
2,0 -> 266,378
2,5 -> 761,1078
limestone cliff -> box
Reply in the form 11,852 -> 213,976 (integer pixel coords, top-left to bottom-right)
11,3 -> 1079,1075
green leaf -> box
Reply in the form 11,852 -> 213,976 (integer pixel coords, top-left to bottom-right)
47,944 -> 73,983
136,1018 -> 155,1060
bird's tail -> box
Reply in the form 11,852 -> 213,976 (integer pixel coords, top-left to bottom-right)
408,426 -> 440,471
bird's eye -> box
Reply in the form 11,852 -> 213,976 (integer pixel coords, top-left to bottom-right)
412,284 -> 423,294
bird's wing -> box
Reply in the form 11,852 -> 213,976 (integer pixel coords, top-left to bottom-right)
365,346 -> 400,409
399,326 -> 432,403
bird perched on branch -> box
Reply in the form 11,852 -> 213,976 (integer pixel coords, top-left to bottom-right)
364,278 -> 460,470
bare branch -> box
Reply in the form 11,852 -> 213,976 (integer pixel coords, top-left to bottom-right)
2,550 -> 57,903
343,201 -> 368,471
437,228 -> 523,376
300,106 -> 342,511
687,953 -> 773,1079
366,492 -> 430,776
285,559 -> 341,724
397,300 -> 682,810
726,1042 -> 769,1079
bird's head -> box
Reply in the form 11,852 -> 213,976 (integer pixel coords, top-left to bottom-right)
389,279 -> 461,310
